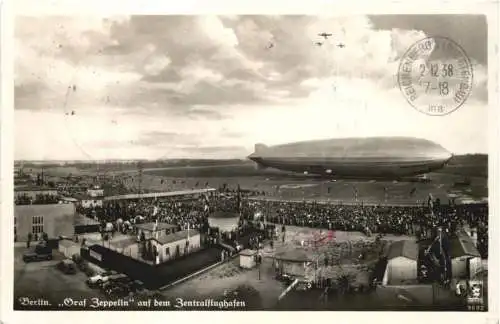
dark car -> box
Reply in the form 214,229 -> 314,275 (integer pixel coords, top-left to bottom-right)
104,281 -> 133,298
99,274 -> 130,290
57,259 -> 77,275
22,251 -> 53,262
129,280 -> 148,294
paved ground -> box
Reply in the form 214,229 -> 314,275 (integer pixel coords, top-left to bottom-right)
13,246 -> 103,310
161,256 -> 284,309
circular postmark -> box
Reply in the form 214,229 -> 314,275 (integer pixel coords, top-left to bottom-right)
397,36 -> 473,116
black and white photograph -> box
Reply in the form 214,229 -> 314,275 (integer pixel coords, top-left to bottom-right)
3,9 -> 497,316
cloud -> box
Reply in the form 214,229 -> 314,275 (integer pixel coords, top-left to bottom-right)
15,15 -> 489,160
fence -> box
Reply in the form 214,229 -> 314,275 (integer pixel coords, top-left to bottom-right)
74,224 -> 100,234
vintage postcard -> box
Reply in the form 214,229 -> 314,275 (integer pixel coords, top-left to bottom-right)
1,1 -> 499,323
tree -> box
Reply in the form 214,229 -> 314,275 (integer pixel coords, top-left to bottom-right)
42,232 -> 49,242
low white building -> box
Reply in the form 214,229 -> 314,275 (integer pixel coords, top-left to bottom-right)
58,239 -> 81,258
449,230 -> 482,279
87,187 -> 104,198
148,229 -> 201,264
239,249 -> 257,269
383,240 -> 419,286
75,194 -> 103,208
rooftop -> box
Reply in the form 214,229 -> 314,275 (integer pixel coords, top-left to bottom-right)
135,222 -> 177,232
149,229 -> 200,245
14,185 -> 58,192
386,240 -> 419,261
240,249 -> 257,257
61,197 -> 78,202
109,237 -> 137,250
73,193 -> 103,201
449,230 -> 481,258
59,239 -> 79,248
104,188 -> 216,201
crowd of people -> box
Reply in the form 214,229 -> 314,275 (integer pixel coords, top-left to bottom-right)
243,199 -> 484,233
240,199 -> 488,257
74,189 -> 488,259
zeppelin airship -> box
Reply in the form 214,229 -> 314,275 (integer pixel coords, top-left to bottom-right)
247,137 -> 453,178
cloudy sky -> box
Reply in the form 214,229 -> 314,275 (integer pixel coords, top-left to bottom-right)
15,15 -> 488,161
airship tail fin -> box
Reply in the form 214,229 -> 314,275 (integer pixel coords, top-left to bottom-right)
254,143 -> 269,154
251,143 -> 269,170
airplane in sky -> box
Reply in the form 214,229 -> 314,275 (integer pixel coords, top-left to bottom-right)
318,32 -> 333,39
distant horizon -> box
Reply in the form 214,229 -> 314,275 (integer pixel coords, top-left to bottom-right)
14,152 -> 488,164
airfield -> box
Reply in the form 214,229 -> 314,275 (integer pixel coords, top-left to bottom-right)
33,154 -> 488,207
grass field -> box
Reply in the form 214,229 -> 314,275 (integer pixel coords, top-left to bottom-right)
23,154 -> 488,206
20,154 -> 488,178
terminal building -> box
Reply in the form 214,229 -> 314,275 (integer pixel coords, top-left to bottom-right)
14,204 -> 76,241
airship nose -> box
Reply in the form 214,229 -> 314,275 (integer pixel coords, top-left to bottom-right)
432,145 -> 453,163
445,153 -> 454,166
439,151 -> 453,166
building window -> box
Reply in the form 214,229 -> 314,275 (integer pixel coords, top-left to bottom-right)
32,215 -> 44,234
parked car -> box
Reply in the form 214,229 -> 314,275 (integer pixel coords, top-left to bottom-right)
22,250 -> 53,263
23,242 -> 53,263
86,270 -> 119,287
57,259 -> 77,275
104,282 -> 133,298
129,280 -> 147,294
98,274 -> 130,290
